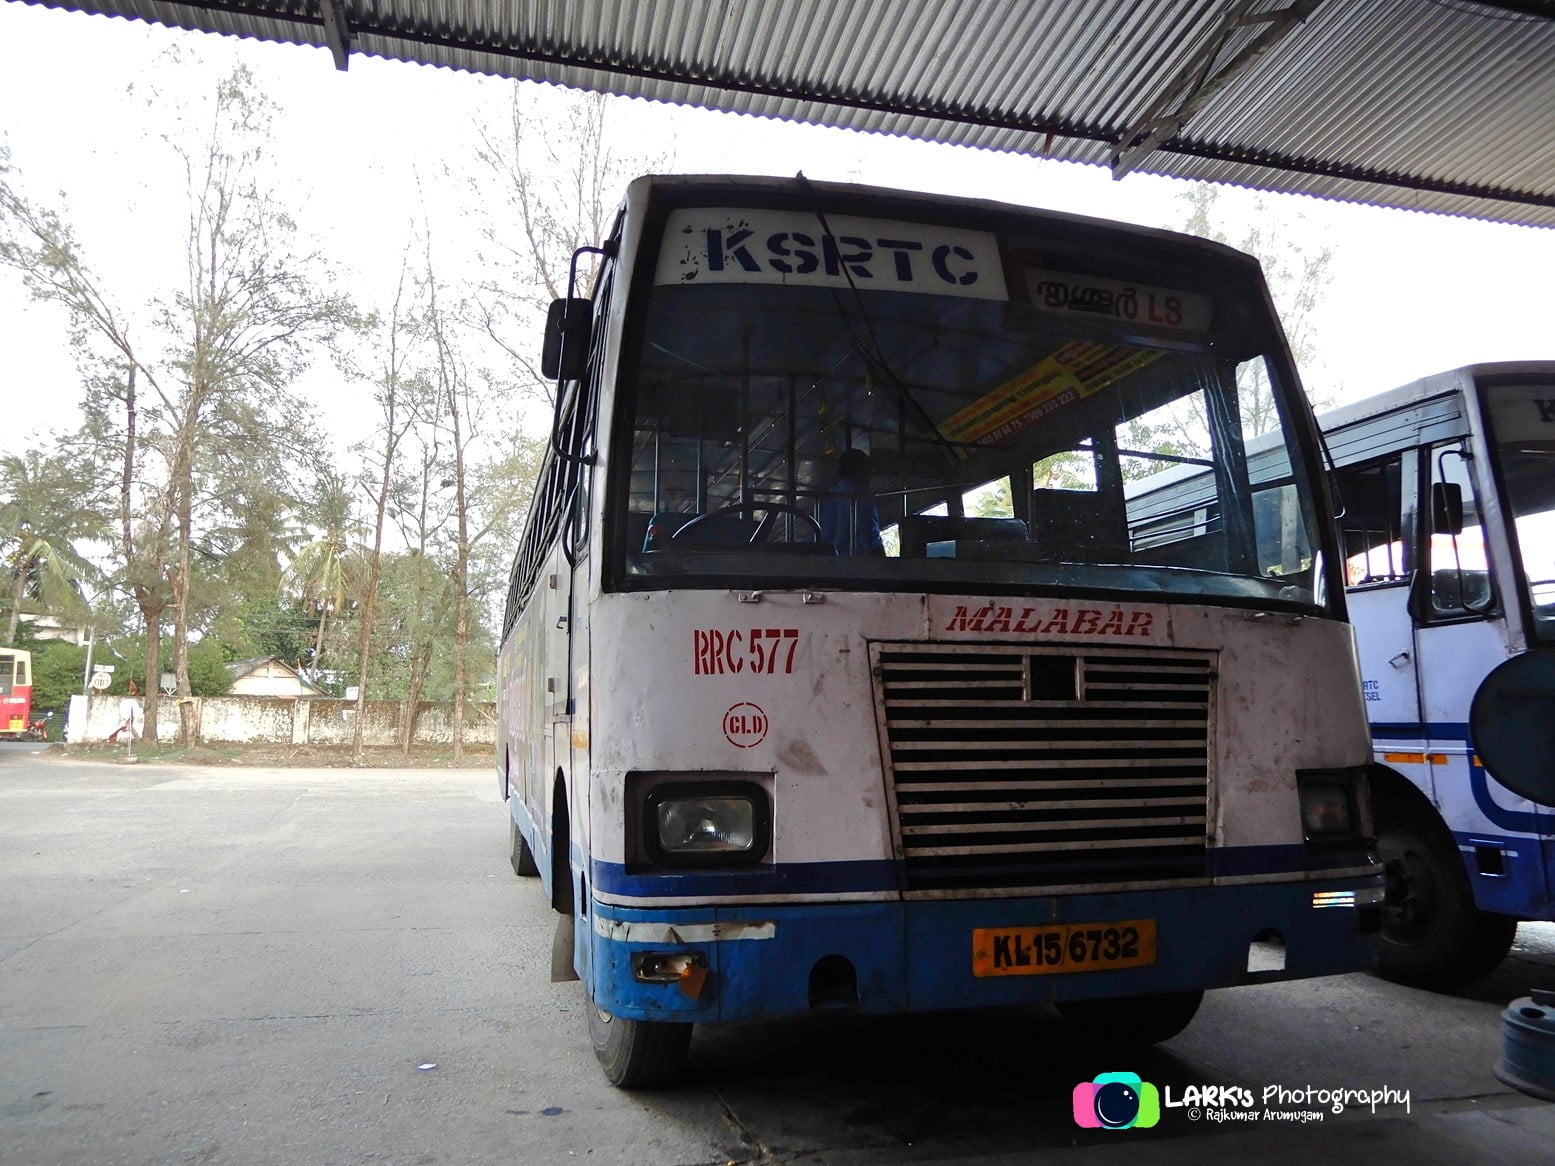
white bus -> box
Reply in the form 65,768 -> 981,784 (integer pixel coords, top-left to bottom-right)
499,174 -> 1382,1087
1319,364 -> 1555,988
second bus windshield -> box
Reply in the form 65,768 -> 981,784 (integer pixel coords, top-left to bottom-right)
616,202 -> 1324,609
1484,380 -> 1555,643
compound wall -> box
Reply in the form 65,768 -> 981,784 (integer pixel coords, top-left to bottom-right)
66,694 -> 497,748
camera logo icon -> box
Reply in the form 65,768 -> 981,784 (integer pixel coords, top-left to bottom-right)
1072,1071 -> 1160,1129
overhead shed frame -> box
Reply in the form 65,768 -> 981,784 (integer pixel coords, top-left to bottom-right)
21,0 -> 1555,226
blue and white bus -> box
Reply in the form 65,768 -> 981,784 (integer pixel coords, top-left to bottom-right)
499,174 -> 1382,1086
1319,364 -> 1555,987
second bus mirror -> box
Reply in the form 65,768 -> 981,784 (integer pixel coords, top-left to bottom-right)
1432,481 -> 1465,536
542,297 -> 593,381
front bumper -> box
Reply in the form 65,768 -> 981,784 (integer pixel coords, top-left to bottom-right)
588,869 -> 1383,1023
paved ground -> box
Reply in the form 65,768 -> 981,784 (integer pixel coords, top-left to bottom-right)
2,741 -> 1553,1165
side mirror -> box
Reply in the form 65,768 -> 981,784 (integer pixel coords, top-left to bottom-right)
1432,481 -> 1464,536
542,298 -> 593,381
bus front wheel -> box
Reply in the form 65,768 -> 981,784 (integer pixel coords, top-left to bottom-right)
587,992 -> 692,1088
1055,990 -> 1203,1048
1375,793 -> 1516,988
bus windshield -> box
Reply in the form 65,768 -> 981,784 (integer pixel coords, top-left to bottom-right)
614,203 -> 1325,610
1483,380 -> 1555,643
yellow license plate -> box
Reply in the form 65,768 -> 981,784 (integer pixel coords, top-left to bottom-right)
972,919 -> 1157,977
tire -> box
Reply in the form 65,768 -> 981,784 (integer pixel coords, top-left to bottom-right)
1374,791 -> 1516,988
510,819 -> 539,877
1055,990 -> 1203,1048
587,990 -> 692,1088
1459,911 -> 1519,982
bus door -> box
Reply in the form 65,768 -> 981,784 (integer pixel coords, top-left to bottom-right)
547,467 -> 593,790
545,304 -> 603,981
541,555 -> 575,805
540,475 -> 590,846
1335,455 -> 1422,757
1415,440 -> 1550,904
0,652 -> 24,736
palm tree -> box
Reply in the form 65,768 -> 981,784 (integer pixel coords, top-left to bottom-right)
0,450 -> 107,645
279,472 -> 364,676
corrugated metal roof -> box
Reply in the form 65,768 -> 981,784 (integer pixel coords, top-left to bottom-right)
25,0 -> 1555,226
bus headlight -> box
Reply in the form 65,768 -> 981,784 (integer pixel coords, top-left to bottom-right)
660,797 -> 754,850
1301,784 -> 1352,835
646,782 -> 770,866
1297,767 -> 1371,844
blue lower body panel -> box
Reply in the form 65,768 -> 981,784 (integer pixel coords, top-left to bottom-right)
1453,830 -> 1555,919
589,875 -> 1382,1024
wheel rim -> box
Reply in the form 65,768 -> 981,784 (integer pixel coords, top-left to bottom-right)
1379,831 -> 1442,945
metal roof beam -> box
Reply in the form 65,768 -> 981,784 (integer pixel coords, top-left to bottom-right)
1468,1 -> 1555,18
319,7 -> 1554,216
317,0 -> 351,71
1111,0 -> 1323,180
48,0 -> 1555,221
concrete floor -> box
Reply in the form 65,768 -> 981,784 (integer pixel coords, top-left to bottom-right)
2,744 -> 1552,1165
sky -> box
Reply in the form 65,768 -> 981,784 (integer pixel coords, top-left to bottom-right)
3,1 -> 1555,463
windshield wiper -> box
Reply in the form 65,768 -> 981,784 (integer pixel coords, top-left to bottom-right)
794,171 -> 958,461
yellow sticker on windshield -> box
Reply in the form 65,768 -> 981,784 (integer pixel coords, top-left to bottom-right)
943,340 -> 1162,447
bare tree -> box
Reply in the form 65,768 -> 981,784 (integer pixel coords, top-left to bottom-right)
350,264 -> 421,762
1180,184 -> 1337,435
416,265 -> 544,758
389,420 -> 457,755
2,67 -> 359,743
421,265 -> 479,762
468,86 -> 667,404
158,67 -> 357,742
2,157 -> 177,737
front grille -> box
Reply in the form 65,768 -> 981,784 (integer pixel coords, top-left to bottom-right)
873,643 -> 1215,893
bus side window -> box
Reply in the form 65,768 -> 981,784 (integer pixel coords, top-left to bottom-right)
1425,443 -> 1496,618
1334,456 -> 1407,587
